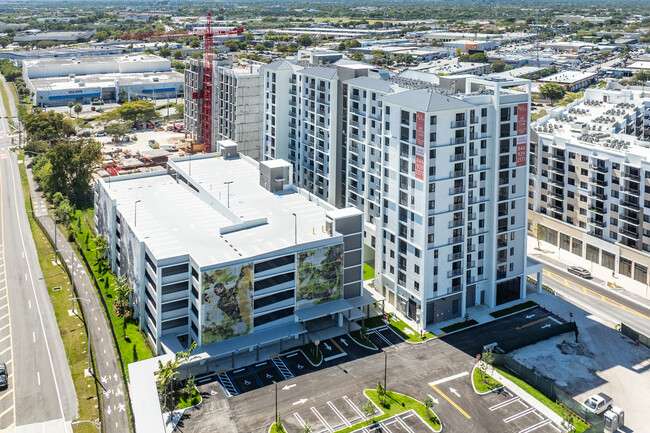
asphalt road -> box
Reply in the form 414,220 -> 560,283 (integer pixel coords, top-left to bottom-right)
179,308 -> 564,433
0,96 -> 77,429
531,253 -> 650,335
24,158 -> 130,433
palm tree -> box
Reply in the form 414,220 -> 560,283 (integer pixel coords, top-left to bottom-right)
68,101 -> 74,116
156,342 -> 198,411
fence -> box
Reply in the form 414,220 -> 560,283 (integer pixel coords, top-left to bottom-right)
494,353 -> 604,433
496,321 -> 577,353
621,323 -> 650,349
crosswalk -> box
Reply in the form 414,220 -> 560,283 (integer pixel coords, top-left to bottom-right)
272,356 -> 295,380
217,371 -> 239,397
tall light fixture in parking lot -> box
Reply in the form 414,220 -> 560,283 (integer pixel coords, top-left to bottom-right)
134,200 -> 142,227
384,352 -> 387,394
224,181 -> 233,208
292,213 -> 297,244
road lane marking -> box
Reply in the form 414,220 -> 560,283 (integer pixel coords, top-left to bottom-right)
0,389 -> 12,401
329,338 -> 345,354
430,385 -> 471,419
0,334 -> 9,344
520,418 -> 553,433
32,331 -> 35,343
0,346 -> 9,356
37,371 -> 40,386
310,407 -> 333,432
328,401 -> 351,427
428,371 -> 469,386
543,269 -> 650,320
0,406 -> 12,418
515,317 -> 548,330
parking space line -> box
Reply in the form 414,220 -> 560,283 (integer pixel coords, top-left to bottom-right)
370,329 -> 393,347
293,412 -> 307,428
0,389 -> 12,401
396,415 -> 415,433
344,396 -> 366,420
428,371 -> 469,386
328,401 -> 351,427
0,406 -> 12,418
548,316 -> 563,325
504,407 -> 535,423
489,396 -> 520,411
329,338 -> 345,354
310,407 -> 333,432
430,385 -> 471,419
519,418 -> 552,433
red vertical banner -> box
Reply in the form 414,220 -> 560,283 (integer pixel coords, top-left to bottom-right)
415,147 -> 424,180
516,136 -> 527,166
517,103 -> 528,135
416,111 -> 425,147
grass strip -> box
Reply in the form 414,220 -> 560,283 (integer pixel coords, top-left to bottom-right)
17,153 -> 100,433
440,319 -> 478,334
364,315 -> 434,343
472,366 -> 502,393
363,263 -> 375,281
0,79 -> 14,128
177,387 -> 202,409
495,367 -> 590,433
62,205 -> 154,378
490,300 -> 537,319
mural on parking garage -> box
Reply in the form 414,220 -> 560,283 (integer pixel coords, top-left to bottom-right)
94,182 -> 111,240
201,263 -> 254,344
296,244 -> 344,310
118,217 -> 141,292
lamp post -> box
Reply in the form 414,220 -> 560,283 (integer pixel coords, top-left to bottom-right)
134,200 -> 142,227
384,351 -> 387,394
274,381 -> 278,426
292,212 -> 297,244
224,181 -> 233,208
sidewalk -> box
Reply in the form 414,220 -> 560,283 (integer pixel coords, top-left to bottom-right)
24,158 -> 130,433
527,235 -> 650,306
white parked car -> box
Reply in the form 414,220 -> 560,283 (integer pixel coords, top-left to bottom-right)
583,393 -> 612,415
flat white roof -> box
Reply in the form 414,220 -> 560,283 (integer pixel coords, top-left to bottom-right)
538,70 -> 597,84
31,71 -> 183,91
101,155 -> 340,267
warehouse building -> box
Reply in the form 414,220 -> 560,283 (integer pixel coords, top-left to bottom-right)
23,54 -> 183,107
94,150 -> 372,356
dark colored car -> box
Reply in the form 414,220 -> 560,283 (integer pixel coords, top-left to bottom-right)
0,363 -> 7,389
568,266 -> 591,279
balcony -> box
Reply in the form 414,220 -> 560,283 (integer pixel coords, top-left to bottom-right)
468,213 -> 477,221
467,244 -> 476,253
588,191 -> 607,200
470,165 -> 488,172
619,213 -> 640,225
448,269 -> 463,278
470,116 -> 479,124
450,137 -> 467,145
550,190 -> 563,199
449,170 -> 466,178
619,227 -> 639,240
470,132 -> 488,140
588,218 -> 606,228
620,200 -> 640,210
467,261 -> 476,269
450,153 -> 466,162
449,202 -> 464,212
451,120 -> 467,128
590,164 -> 608,173
449,219 -> 465,228
448,252 -> 464,261
550,152 -> 564,160
619,184 -> 640,194
589,177 -> 608,187
548,176 -> 564,185
449,235 -> 464,244
449,186 -> 465,195
548,164 -> 564,173
469,148 -> 479,157
451,285 -> 462,293
588,206 -> 605,215
622,171 -> 640,181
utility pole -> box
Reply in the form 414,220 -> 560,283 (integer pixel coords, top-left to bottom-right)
384,352 -> 387,394
292,212 -> 297,244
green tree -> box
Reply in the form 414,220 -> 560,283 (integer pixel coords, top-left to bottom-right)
225,39 -> 243,52
190,52 -> 203,59
159,47 -> 171,57
491,60 -> 506,72
156,342 -> 197,411
535,224 -> 545,250
116,100 -> 159,127
424,395 -> 435,420
539,82 -> 565,104
172,50 -> 183,60
22,111 -> 76,143
377,380 -> 386,405
349,52 -> 364,61
45,138 -> 102,198
68,101 -> 74,117
94,31 -> 109,42
189,40 -> 200,48
105,121 -> 132,140
73,103 -> 83,118
297,34 -> 313,47
54,196 -> 74,226
363,400 -> 376,424
633,69 -> 650,95
114,275 -> 133,319
468,52 -> 489,63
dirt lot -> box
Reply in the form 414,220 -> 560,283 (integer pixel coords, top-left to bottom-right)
510,314 -> 650,432
101,129 -> 188,156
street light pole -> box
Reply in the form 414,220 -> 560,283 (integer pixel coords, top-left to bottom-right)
384,352 -> 387,394
274,381 -> 278,425
134,200 -> 142,227
224,181 -> 233,208
292,212 -> 297,244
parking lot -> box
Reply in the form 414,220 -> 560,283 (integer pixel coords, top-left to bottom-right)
182,307 -> 568,433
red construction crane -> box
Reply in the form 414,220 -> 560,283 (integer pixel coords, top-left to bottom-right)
121,14 -> 244,153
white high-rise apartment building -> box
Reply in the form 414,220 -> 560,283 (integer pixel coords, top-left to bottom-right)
184,60 -> 262,158
529,87 -> 650,287
344,74 -> 533,326
261,59 -> 370,206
